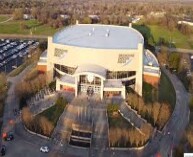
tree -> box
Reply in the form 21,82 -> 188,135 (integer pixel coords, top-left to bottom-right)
31,7 -> 39,19
165,14 -> 177,31
186,125 -> 193,148
39,116 -> 54,136
141,123 -> 153,140
22,107 -> 33,128
138,97 -> 144,114
0,73 -> 6,92
168,52 -> 180,70
157,46 -> 168,65
82,17 -> 92,24
152,102 -> 161,126
157,103 -> 171,129
13,8 -> 24,20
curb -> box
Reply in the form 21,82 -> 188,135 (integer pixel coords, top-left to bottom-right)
23,123 -> 50,140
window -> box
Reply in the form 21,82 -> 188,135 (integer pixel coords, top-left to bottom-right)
54,64 -> 76,75
54,64 -> 60,70
106,71 -> 136,79
79,75 -> 101,85
122,79 -> 136,86
117,54 -> 134,63
54,69 -> 61,78
54,48 -> 68,57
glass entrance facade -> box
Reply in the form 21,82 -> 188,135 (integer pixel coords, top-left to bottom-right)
78,75 -> 101,95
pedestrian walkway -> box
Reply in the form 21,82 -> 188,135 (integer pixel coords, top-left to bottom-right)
119,102 -> 148,129
27,87 -> 58,115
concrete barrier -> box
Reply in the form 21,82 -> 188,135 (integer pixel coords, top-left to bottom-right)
125,103 -> 147,123
110,140 -> 149,151
118,110 -> 145,135
23,124 -> 50,140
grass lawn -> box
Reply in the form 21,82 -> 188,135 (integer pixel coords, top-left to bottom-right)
158,71 -> 176,109
107,104 -> 133,129
143,71 -> 176,109
0,19 -> 58,36
133,24 -> 193,49
0,15 -> 11,22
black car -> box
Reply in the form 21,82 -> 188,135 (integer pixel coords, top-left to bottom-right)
3,132 -> 14,141
1,145 -> 6,156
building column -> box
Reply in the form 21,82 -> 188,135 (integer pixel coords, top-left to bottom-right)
46,37 -> 54,83
56,78 -> 61,91
100,80 -> 104,99
75,76 -> 78,97
121,86 -> 126,99
135,43 -> 143,96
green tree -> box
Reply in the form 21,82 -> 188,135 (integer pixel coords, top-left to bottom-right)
82,17 -> 92,24
157,46 -> 168,65
168,52 -> 180,70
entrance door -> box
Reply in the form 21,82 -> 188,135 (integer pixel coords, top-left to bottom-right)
87,86 -> 94,96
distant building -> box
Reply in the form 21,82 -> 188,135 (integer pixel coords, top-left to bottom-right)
131,17 -> 141,23
148,11 -> 166,18
37,23 -> 161,99
178,20 -> 193,26
60,14 -> 70,20
88,15 -> 100,23
23,14 -> 32,20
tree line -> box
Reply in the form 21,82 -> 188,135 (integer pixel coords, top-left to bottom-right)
0,0 -> 193,29
127,93 -> 171,130
107,103 -> 153,147
109,123 -> 152,147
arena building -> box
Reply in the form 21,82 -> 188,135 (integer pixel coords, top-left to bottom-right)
37,22 -> 161,99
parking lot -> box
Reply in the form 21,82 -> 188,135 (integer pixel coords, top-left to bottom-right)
0,38 -> 39,73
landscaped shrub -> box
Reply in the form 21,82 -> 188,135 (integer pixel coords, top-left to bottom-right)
107,103 -> 152,147
107,104 -> 119,113
127,93 -> 171,129
22,96 -> 68,137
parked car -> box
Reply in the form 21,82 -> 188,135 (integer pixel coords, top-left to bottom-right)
1,145 -> 6,156
40,146 -> 49,153
3,132 -> 14,141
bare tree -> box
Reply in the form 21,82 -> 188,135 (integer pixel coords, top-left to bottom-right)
39,116 -> 54,136
157,103 -> 171,129
22,107 -> 33,128
152,102 -> 161,126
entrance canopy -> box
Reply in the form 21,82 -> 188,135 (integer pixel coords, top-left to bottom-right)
104,79 -> 123,89
74,64 -> 107,80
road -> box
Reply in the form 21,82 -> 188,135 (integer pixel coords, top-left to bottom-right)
156,68 -> 189,157
0,65 -> 190,157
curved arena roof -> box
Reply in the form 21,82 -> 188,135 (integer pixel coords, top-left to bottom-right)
53,24 -> 144,49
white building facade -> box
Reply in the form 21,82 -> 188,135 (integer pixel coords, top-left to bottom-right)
38,23 -> 160,99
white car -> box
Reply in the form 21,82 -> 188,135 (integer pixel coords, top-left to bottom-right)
40,146 -> 49,153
